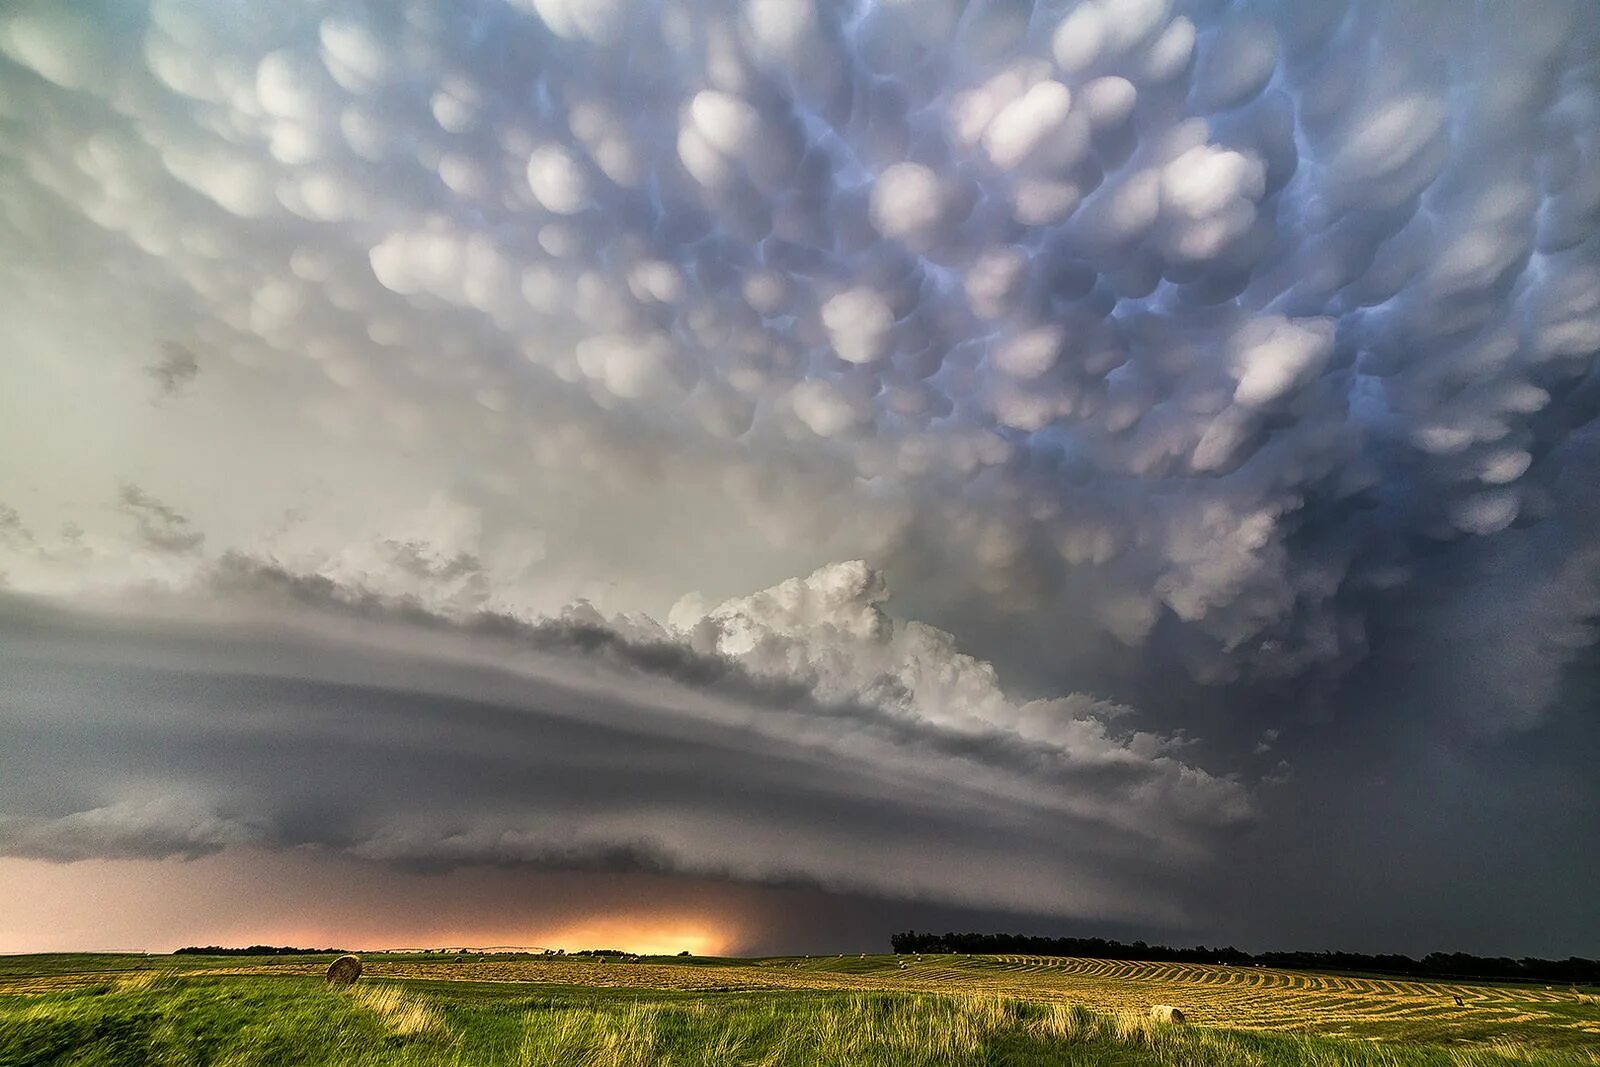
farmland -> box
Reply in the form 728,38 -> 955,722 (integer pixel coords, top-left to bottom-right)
2,951 -> 1596,1065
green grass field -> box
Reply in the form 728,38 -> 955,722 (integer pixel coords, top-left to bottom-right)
1,952 -> 1596,1066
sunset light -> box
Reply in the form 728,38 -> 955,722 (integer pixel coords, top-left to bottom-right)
3,0 -> 1598,1061
533,917 -> 735,958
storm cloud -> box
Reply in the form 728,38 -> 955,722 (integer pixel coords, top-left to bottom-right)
1,0 -> 1598,955
0,560 -> 1248,924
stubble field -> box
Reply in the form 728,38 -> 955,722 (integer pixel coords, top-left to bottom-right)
2,951 -> 1596,1066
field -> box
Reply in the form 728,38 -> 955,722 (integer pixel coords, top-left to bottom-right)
1,951 -> 1596,1066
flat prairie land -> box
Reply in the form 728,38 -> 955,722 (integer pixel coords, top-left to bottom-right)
2,952 -> 1596,1066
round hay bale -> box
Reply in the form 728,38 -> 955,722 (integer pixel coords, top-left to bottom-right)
325,955 -> 362,985
1150,1004 -> 1185,1024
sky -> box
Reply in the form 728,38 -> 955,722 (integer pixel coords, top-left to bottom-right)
0,0 -> 1598,959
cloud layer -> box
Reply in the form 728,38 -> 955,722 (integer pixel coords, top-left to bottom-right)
3,0 -> 1598,703
0,558 -> 1248,923
1,0 -> 1599,952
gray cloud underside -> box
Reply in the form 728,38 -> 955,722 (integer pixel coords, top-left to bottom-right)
0,555 -> 1248,923
2,0 -> 1599,724
2,0 -> 1599,952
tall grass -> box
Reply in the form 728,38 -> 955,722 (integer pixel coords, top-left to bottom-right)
3,978 -> 1598,1067
110,969 -> 184,994
513,994 -> 1020,1067
345,983 -> 450,1038
505,992 -> 1600,1067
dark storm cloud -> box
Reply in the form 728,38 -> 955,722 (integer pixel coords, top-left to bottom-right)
1,0 -> 1599,955
0,566 -> 1249,923
0,0 -> 1593,716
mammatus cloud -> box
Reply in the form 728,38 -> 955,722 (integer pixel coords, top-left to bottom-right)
1,0 -> 1599,952
2,0 -> 1598,716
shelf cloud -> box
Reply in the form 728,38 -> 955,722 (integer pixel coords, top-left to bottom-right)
1,0 -> 1598,955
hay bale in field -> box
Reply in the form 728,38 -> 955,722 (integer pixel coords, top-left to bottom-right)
1453,995 -> 1465,1006
325,955 -> 362,984
1150,1005 -> 1185,1024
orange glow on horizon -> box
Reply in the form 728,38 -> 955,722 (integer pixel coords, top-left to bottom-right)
532,916 -> 735,957
0,854 -> 753,957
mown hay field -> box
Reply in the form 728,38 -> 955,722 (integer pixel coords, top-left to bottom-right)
2,951 -> 1597,1065
207,952 -> 1600,1045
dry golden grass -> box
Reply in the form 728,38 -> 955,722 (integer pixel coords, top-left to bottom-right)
11,952 -> 1596,1049
4,961 -> 1598,1067
203,953 -> 1592,1039
112,968 -> 184,993
513,993 -> 1033,1067
345,983 -> 449,1038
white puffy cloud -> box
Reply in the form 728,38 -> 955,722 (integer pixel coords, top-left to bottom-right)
992,325 -> 1066,380
869,162 -> 948,247
982,80 -> 1076,172
0,4 -> 113,91
0,796 -> 263,862
1078,76 -> 1137,129
1159,145 -> 1266,261
820,287 -> 895,365
527,145 -> 590,214
1229,317 -> 1335,408
790,378 -> 863,437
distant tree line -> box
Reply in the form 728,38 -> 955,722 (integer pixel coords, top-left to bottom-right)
888,932 -> 1600,984
174,945 -> 347,956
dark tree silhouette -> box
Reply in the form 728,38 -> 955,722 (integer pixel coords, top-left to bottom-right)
888,932 -> 1600,985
